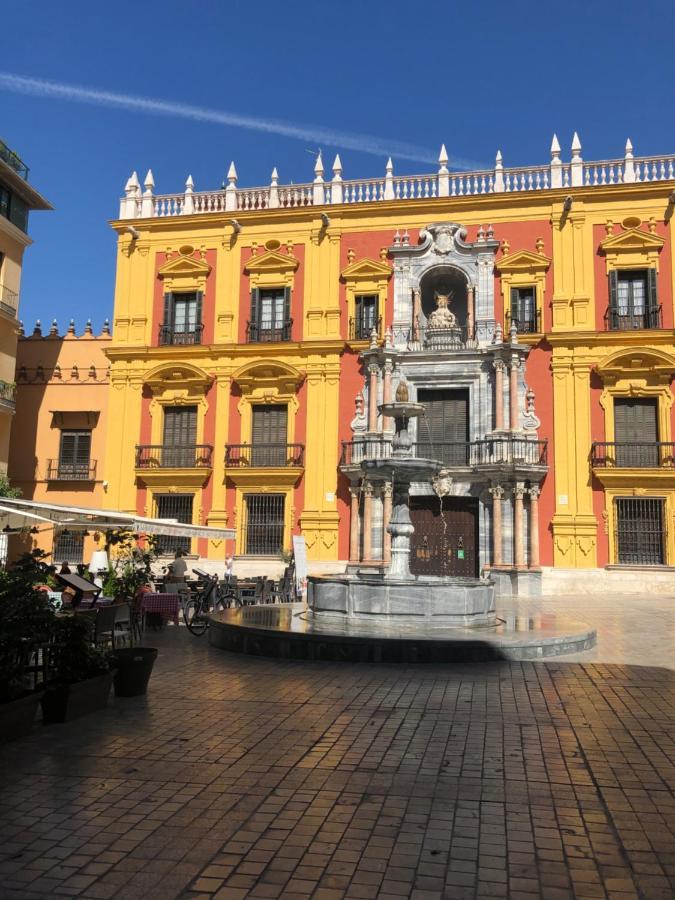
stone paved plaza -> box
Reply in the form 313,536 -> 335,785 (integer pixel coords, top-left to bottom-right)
0,594 -> 673,900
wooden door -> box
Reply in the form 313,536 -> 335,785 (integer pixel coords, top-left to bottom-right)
416,389 -> 469,466
409,496 -> 478,577
163,405 -> 197,467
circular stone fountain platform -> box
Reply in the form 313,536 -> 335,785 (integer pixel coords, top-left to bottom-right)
208,603 -> 596,663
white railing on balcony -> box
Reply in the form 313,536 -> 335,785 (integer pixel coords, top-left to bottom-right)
118,136 -> 675,220
0,284 -> 18,317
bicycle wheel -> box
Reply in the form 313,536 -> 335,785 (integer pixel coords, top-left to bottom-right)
183,599 -> 208,636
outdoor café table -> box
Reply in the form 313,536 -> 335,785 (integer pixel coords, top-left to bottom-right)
140,592 -> 181,626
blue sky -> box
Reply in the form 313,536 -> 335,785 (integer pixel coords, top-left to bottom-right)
3,0 -> 675,329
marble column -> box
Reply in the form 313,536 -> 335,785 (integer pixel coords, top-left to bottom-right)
467,285 -> 475,340
382,359 -> 394,433
413,288 -> 421,341
514,483 -> 526,569
493,359 -> 505,431
349,484 -> 361,564
509,355 -> 521,431
382,481 -> 393,565
362,481 -> 374,562
368,363 -> 379,433
528,485 -> 541,569
489,484 -> 504,567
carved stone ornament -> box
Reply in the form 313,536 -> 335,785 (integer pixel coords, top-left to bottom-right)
427,289 -> 457,330
522,386 -> 541,431
420,222 -> 468,256
432,469 -> 453,497
350,390 -> 367,434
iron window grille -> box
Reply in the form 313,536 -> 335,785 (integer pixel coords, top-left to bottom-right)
243,494 -> 285,555
53,529 -> 84,565
615,497 -> 665,566
57,430 -> 92,480
153,493 -> 194,555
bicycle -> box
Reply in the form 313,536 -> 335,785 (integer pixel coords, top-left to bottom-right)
183,569 -> 227,635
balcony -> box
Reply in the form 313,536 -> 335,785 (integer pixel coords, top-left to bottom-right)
47,460 -> 97,481
0,284 -> 18,318
158,324 -> 203,346
0,380 -> 16,412
390,323 -> 473,351
224,443 -> 304,488
135,444 -> 213,487
592,442 -> 675,468
349,316 -> 382,342
340,436 -> 548,471
246,320 -> 293,343
506,309 -> 541,335
0,140 -> 29,180
605,306 -> 662,331
225,444 -> 305,467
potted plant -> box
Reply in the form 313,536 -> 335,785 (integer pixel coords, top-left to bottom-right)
0,553 -> 55,741
41,615 -> 113,723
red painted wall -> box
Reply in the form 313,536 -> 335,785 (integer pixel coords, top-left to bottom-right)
524,345 -> 555,566
336,350 -> 366,559
492,220 -> 553,330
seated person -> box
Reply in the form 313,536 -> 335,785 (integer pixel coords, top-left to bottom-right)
171,549 -> 188,581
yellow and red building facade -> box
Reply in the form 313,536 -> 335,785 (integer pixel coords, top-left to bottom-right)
51,135 -> 675,592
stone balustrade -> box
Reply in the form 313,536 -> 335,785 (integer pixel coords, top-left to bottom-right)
118,134 -> 675,220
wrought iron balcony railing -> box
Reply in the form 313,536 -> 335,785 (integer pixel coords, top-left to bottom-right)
158,324 -> 203,346
349,316 -> 382,341
0,140 -> 29,180
225,443 -> 305,467
47,460 -> 97,481
0,284 -> 18,317
246,320 -> 293,343
340,436 -> 548,468
0,380 -> 16,408
506,309 -> 541,334
135,444 -> 213,468
591,442 -> 675,468
605,306 -> 662,331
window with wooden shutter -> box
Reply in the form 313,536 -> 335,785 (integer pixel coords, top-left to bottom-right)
251,404 -> 288,465
160,292 -> 202,345
162,405 -> 198,467
248,287 -> 291,342
614,398 -> 658,466
417,390 -> 469,466
354,294 -> 379,340
510,287 -> 537,333
58,431 -> 92,478
608,269 -> 659,330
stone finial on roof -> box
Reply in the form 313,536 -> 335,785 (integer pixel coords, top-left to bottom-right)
384,157 -> 394,201
624,138 -> 636,183
270,167 -> 279,186
550,133 -> 562,188
493,321 -> 503,344
68,319 -> 75,335
144,169 -> 155,191
141,169 -> 155,217
269,168 -> 280,209
438,144 -> 449,172
550,134 -> 561,156
33,319 -> 42,337
477,225 -> 485,242
330,154 -> 343,204
227,161 -> 237,184
183,175 -> 195,215
85,319 -> 93,335
570,132 -> 583,186
486,224 -> 494,240
438,144 -> 449,197
332,154 -> 342,179
225,161 -> 238,211
494,151 -> 504,192
49,319 -> 58,336
18,321 -> 24,337
313,152 -> 325,204
571,132 -> 582,155
314,151 -> 324,181
102,319 -> 110,335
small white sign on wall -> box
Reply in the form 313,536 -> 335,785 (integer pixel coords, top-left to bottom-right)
325,492 -> 335,503
558,494 -> 568,506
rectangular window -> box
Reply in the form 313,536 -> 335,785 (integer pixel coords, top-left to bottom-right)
53,529 -> 85,565
354,294 -> 379,340
615,497 -> 665,565
160,291 -> 203,345
154,493 -> 194,555
244,494 -> 285,555
58,430 -> 92,478
162,405 -> 198,467
510,287 -> 538,333
609,269 -> 660,329
251,405 -> 288,466
614,398 -> 659,467
249,287 -> 291,342
0,181 -> 28,233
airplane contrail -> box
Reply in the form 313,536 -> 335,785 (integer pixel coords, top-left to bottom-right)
0,72 -> 481,170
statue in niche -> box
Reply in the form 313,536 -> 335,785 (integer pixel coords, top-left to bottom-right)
427,288 -> 457,330
350,389 -> 367,435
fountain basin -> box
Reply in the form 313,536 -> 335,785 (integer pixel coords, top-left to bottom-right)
308,572 -> 496,627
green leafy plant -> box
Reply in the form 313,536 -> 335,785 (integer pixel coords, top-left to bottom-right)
105,531 -> 158,600
48,616 -> 111,685
0,474 -> 21,499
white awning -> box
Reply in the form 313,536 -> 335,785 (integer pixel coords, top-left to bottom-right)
0,497 -> 235,540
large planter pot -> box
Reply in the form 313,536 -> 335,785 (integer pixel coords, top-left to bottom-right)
0,692 -> 43,742
111,648 -> 158,697
41,672 -> 114,724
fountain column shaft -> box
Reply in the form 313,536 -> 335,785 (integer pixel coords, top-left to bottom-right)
491,486 -> 504,567
494,361 -> 505,430
362,482 -> 374,562
382,482 -> 392,565
529,487 -> 540,569
514,485 -> 525,568
349,486 -> 361,563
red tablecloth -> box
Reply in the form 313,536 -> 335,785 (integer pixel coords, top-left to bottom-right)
141,593 -> 181,624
